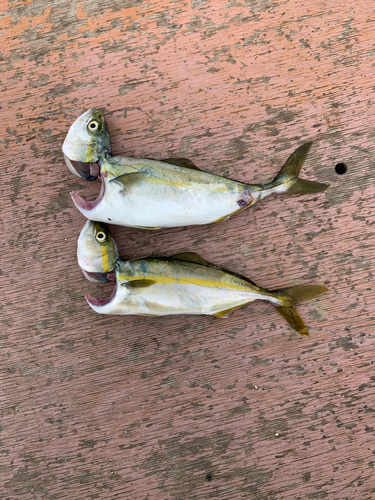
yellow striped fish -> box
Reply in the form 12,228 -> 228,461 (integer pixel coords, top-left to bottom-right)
78,221 -> 327,336
63,109 -> 330,229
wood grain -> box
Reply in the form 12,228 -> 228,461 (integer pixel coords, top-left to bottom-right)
1,0 -> 375,498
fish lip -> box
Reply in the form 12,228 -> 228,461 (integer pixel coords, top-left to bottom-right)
107,270 -> 116,282
81,269 -> 109,283
86,281 -> 117,308
70,178 -> 106,212
64,153 -> 98,181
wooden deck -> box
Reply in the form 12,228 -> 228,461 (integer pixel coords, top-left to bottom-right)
1,0 -> 375,498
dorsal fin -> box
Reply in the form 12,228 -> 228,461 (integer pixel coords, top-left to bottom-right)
161,158 -> 201,171
171,252 -> 217,267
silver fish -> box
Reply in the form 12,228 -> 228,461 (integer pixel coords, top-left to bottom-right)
78,221 -> 327,336
64,109 -> 330,229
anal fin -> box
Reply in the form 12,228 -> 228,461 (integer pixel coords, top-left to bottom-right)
212,214 -> 231,223
212,202 -> 251,224
213,304 -> 245,318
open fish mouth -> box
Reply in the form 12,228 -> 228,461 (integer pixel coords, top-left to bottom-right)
70,175 -> 106,212
86,276 -> 117,309
81,269 -> 110,283
64,153 -> 98,181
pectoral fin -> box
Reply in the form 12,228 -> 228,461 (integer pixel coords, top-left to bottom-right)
122,279 -> 156,289
162,158 -> 201,170
171,252 -> 217,268
113,172 -> 149,190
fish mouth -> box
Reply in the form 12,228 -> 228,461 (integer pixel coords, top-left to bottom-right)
86,279 -> 117,308
70,176 -> 106,213
81,269 -> 110,283
64,153 -> 98,181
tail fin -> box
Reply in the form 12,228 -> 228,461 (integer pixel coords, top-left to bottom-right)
264,143 -> 330,196
272,285 -> 328,336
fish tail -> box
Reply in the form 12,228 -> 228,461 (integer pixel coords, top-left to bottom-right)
261,143 -> 330,197
272,285 -> 328,336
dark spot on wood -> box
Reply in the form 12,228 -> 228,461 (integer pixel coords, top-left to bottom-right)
335,162 -> 347,174
79,439 -> 98,449
118,79 -> 148,96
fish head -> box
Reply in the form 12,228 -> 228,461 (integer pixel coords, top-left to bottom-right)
62,109 -> 111,180
77,220 -> 119,282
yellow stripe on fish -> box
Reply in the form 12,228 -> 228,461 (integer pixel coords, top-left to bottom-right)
100,239 -> 111,272
117,273 -> 252,291
116,266 -> 276,298
102,159 -> 246,194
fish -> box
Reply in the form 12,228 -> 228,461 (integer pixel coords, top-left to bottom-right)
78,221 -> 328,336
63,109 -> 330,229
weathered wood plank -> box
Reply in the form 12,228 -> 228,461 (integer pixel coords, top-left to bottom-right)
1,0 -> 375,498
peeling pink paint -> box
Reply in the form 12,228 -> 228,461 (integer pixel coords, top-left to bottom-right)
1,0 -> 375,499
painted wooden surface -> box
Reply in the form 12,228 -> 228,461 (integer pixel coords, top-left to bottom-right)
1,0 -> 375,498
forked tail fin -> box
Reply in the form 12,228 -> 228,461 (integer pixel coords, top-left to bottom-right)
262,143 -> 330,197
272,285 -> 328,336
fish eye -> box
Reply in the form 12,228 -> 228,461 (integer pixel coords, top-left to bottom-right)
88,120 -> 100,132
96,231 -> 107,243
